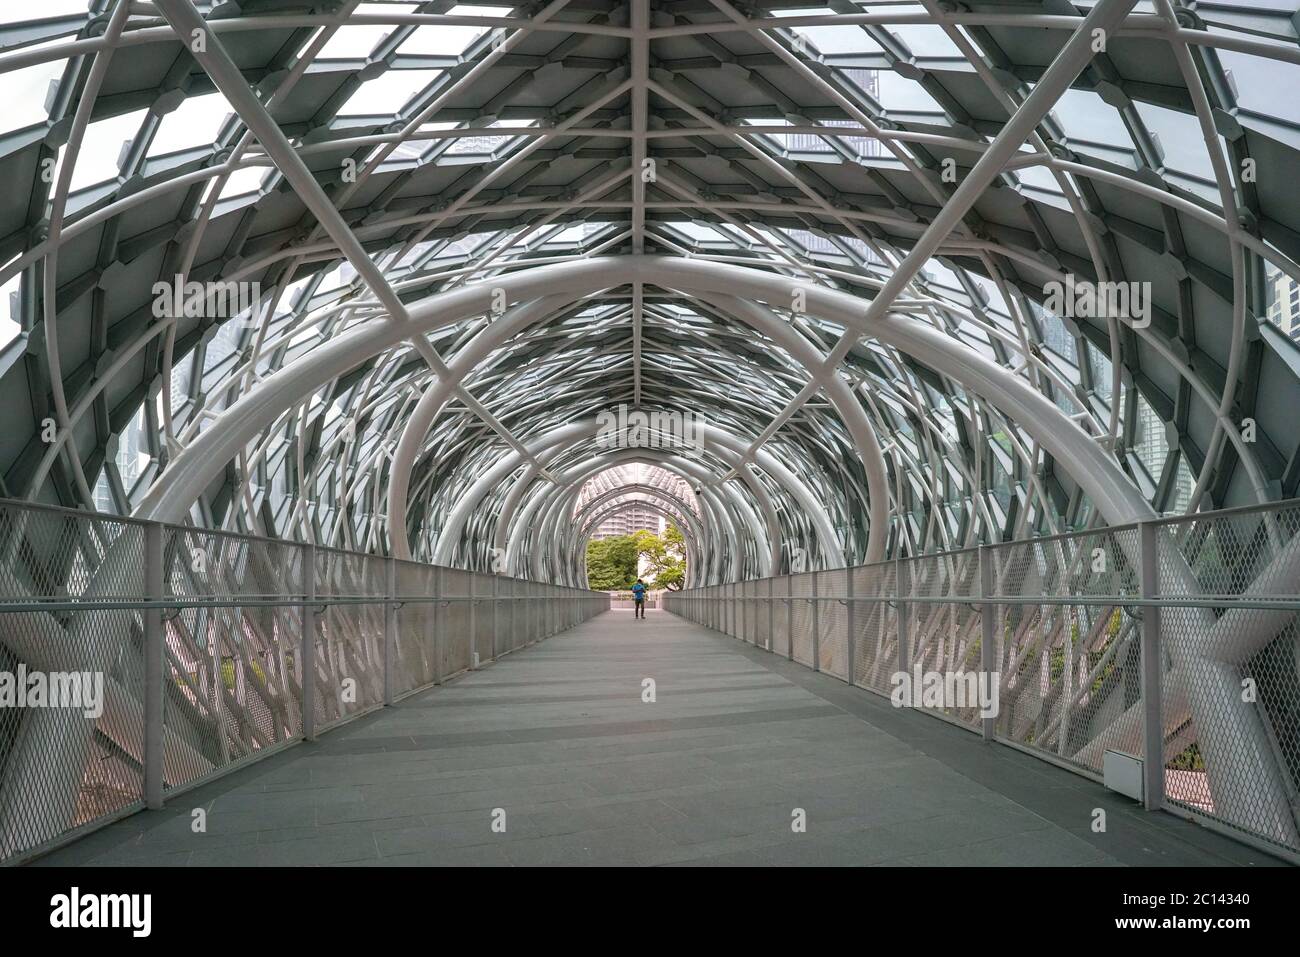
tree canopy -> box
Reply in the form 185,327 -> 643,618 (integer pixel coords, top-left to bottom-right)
585,534 -> 639,590
585,523 -> 686,590
633,524 -> 686,590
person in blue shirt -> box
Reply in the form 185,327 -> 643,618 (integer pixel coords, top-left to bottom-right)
631,579 -> 647,619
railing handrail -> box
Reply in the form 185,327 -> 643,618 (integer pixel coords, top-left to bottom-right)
0,496 -> 609,865
684,495 -> 1300,586
666,497 -> 1300,866
0,495 -> 605,596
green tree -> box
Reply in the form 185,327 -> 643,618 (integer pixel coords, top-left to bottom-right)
633,523 -> 687,590
586,534 -> 638,589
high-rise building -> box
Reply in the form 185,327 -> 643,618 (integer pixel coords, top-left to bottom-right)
1267,265 -> 1300,343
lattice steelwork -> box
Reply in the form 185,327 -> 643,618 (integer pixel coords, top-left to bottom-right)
667,497 -> 1300,862
0,499 -> 605,864
5,0 -> 1300,593
163,526 -> 306,790
0,502 -> 149,860
1154,503 -> 1300,850
6,0 -> 1300,867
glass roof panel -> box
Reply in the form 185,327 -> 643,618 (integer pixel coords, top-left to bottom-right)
1052,88 -> 1131,147
888,24 -> 966,58
1135,100 -> 1214,181
875,71 -> 944,113
1218,48 -> 1300,125
398,5 -> 514,55
216,164 -> 268,200
316,3 -> 418,59
771,14 -> 885,56
2,60 -> 63,135
443,119 -> 534,156
337,68 -> 443,116
54,108 -> 148,192
148,92 -> 233,157
0,266 -> 20,349
0,1 -> 87,25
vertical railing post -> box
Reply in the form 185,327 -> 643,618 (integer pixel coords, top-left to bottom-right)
492,572 -> 499,661
978,545 -> 996,742
143,520 -> 165,810
302,543 -> 317,741
432,565 -> 443,685
1140,520 -> 1163,811
846,563 -> 856,687
811,569 -> 820,672
384,556 -> 395,706
896,555 -> 908,675
759,574 -> 769,650
468,570 -> 478,669
787,572 -> 794,661
743,581 -> 750,644
211,594 -> 228,766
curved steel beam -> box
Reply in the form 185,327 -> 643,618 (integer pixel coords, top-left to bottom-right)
136,257 -> 1152,538
386,294 -> 573,557
572,499 -> 697,590
386,281 -> 884,560
494,439 -> 777,582
502,449 -> 749,587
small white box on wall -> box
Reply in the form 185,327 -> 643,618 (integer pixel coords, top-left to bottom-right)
1103,749 -> 1144,802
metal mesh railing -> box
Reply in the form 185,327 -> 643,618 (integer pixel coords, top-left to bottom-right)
163,527 -> 307,792
1153,504 -> 1300,851
665,499 -> 1300,863
0,506 -> 149,861
0,498 -> 608,864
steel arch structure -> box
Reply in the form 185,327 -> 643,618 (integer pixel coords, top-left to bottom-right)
5,0 -> 1300,565
5,0 -> 1300,859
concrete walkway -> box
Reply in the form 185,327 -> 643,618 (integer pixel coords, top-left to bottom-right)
39,611 -> 1280,866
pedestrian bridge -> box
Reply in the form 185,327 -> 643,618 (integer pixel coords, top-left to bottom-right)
2,498 -> 1298,868
26,610 -> 1282,868
6,0 -> 1300,871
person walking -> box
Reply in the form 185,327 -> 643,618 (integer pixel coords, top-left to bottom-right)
631,578 -> 647,619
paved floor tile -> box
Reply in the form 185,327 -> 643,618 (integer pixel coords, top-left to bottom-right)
34,610 -> 1281,867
